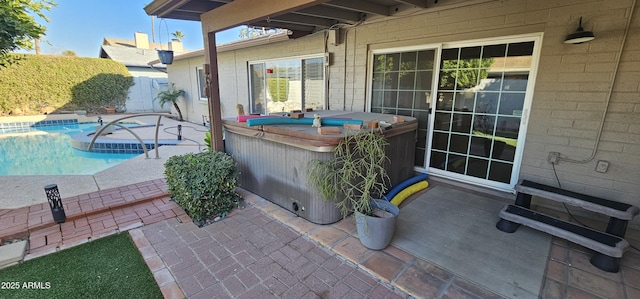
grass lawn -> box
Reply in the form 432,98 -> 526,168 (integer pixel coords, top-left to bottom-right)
0,233 -> 162,299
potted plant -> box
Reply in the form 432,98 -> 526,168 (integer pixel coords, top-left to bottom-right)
155,83 -> 185,121
157,49 -> 174,65
308,128 -> 399,250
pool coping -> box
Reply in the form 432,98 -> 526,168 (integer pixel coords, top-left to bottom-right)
70,125 -> 181,154
0,115 -> 180,155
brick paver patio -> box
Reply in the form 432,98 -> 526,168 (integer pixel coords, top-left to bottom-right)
136,206 -> 406,298
2,180 -> 640,298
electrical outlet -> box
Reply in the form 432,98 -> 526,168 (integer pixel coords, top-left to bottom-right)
548,152 -> 560,165
596,160 -> 610,173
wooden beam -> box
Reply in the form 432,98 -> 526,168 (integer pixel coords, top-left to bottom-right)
294,6 -> 361,23
201,0 -> 329,32
270,13 -> 335,28
206,32 -> 224,152
250,20 -> 317,32
395,0 -> 429,8
324,0 -> 390,16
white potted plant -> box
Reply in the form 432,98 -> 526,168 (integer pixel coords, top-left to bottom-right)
308,128 -> 398,250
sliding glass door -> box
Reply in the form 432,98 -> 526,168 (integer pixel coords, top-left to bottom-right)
369,35 -> 540,190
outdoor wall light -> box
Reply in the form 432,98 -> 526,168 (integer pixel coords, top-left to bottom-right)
564,17 -> 595,44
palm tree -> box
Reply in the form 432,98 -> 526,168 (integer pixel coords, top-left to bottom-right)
155,84 -> 185,121
171,31 -> 185,42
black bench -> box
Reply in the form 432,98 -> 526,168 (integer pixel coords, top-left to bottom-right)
496,180 -> 639,273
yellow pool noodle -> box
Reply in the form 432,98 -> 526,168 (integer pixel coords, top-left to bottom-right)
390,180 -> 429,206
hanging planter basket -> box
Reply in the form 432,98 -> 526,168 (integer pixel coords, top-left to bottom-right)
157,50 -> 174,65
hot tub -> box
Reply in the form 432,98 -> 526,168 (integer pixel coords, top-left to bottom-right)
223,110 -> 418,224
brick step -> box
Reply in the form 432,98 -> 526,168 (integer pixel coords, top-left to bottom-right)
24,194 -> 189,260
0,179 -> 176,240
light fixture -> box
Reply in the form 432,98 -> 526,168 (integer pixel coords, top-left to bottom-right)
45,184 -> 66,224
564,17 -> 595,44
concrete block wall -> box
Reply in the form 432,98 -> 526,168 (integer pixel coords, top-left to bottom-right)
518,0 -> 640,208
327,41 -> 346,111
217,51 -> 242,117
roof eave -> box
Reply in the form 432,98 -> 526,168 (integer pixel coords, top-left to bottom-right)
144,0 -> 184,18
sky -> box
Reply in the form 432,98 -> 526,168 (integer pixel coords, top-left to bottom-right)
22,0 -> 242,57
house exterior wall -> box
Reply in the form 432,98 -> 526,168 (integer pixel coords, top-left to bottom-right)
125,67 -> 168,113
190,0 -> 639,214
166,57 -> 208,123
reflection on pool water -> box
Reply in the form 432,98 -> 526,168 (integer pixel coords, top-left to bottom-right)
0,122 -> 139,175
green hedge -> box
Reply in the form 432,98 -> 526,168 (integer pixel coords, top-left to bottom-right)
164,151 -> 240,224
0,54 -> 134,115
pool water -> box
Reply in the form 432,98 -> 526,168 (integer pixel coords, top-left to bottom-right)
0,123 -> 139,175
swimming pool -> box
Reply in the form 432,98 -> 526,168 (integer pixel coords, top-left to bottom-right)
0,122 -> 139,175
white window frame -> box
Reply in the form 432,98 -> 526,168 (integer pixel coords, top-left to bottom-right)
196,67 -> 208,101
248,53 -> 326,114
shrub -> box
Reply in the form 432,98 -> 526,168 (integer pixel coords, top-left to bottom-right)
0,54 -> 133,115
164,151 -> 240,223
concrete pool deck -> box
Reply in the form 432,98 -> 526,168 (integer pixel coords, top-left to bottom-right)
0,115 -> 208,209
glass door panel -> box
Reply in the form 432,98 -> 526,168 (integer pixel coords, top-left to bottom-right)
249,64 -> 266,114
429,41 -> 535,187
371,49 -> 437,167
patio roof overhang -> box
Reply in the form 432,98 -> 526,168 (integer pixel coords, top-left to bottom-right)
144,0 -> 438,35
142,0 -> 462,152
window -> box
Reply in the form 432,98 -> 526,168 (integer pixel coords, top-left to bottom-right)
249,56 -> 325,114
196,67 -> 207,101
